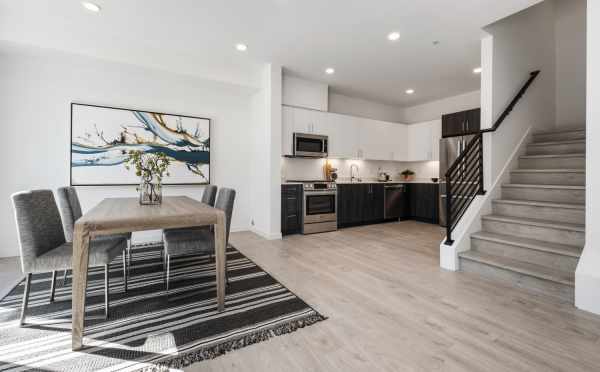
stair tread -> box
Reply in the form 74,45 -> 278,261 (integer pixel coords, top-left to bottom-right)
520,153 -> 585,159
533,128 -> 585,135
471,231 -> 583,258
482,214 -> 585,231
493,199 -> 585,210
459,251 -> 575,286
528,139 -> 586,146
511,168 -> 584,173
503,183 -> 585,190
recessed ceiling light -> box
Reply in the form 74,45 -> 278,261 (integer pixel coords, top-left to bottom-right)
387,32 -> 401,41
473,67 -> 482,74
235,43 -> 248,52
405,89 -> 415,95
325,67 -> 335,75
81,1 -> 101,12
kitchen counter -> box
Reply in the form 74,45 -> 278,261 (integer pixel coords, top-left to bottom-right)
282,179 -> 439,185
335,179 -> 439,185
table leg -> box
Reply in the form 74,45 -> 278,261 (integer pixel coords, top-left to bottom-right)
214,212 -> 226,312
72,225 -> 90,350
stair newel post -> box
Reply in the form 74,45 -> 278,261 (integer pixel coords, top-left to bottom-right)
445,174 -> 453,245
478,133 -> 485,195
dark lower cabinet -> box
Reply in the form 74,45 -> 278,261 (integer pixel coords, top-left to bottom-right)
364,184 -> 384,223
407,183 -> 439,224
338,184 -> 385,227
338,183 -> 438,228
281,184 -> 302,236
338,184 -> 366,226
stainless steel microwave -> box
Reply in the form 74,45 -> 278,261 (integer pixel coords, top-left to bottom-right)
293,133 -> 328,158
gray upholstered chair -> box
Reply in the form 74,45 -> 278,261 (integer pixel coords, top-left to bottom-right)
161,184 -> 218,249
56,186 -> 133,291
11,190 -> 127,325
201,185 -> 218,207
162,188 -> 235,293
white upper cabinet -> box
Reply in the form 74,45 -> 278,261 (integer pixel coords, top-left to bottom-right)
406,120 -> 441,161
291,106 -> 328,135
327,113 -> 359,159
358,119 -> 406,161
282,105 -> 294,156
281,105 -> 439,162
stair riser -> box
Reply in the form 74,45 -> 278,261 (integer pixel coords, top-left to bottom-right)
482,219 -> 584,246
533,131 -> 585,143
502,187 -> 585,204
471,238 -> 579,272
460,258 -> 574,302
519,157 -> 585,169
511,172 -> 585,186
526,143 -> 585,155
492,202 -> 585,225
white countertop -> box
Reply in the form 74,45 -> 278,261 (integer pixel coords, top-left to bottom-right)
282,178 -> 439,185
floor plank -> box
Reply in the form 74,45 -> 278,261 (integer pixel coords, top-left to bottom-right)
2,221 -> 600,371
194,221 -> 600,372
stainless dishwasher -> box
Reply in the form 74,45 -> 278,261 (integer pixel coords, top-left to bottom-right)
384,184 -> 406,220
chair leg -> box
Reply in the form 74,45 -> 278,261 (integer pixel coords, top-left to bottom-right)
49,270 -> 57,303
126,239 -> 132,276
165,254 -> 171,294
122,250 -> 128,293
161,249 -> 166,284
20,273 -> 32,327
104,264 -> 109,319
62,269 -> 68,286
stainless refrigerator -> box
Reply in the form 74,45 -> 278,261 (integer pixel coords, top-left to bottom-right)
438,134 -> 476,227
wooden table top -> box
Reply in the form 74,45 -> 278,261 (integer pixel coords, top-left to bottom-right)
76,196 -> 224,235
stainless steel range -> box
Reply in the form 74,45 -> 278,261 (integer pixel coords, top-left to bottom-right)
288,180 -> 337,234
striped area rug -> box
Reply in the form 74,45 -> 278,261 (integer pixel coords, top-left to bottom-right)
0,243 -> 325,371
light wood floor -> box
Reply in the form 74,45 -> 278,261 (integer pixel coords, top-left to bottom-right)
2,221 -> 600,371
194,221 -> 600,372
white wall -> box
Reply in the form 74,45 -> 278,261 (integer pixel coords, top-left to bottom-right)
555,0 -> 587,128
483,0 -> 557,181
251,64 -> 283,240
328,92 -> 404,123
401,91 -> 481,124
282,76 -> 328,111
0,42 -> 276,257
575,0 -> 600,315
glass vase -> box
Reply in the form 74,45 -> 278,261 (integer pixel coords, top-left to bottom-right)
139,179 -> 162,205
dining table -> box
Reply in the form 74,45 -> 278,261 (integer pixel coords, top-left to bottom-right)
70,196 -> 227,351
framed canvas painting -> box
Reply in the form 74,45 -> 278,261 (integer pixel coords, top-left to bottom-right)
70,103 -> 210,185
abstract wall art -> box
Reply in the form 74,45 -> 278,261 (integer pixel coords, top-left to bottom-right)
70,103 -> 210,185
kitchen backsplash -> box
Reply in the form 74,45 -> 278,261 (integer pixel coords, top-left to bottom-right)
282,157 -> 440,182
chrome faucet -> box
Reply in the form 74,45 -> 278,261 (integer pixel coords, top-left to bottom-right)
350,164 -> 360,183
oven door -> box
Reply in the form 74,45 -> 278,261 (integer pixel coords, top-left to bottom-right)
304,191 -> 337,223
294,133 -> 328,158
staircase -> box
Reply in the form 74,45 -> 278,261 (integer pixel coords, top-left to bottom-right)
459,128 -> 586,302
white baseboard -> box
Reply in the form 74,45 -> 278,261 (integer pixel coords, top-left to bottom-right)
250,227 -> 282,240
439,127 -> 532,271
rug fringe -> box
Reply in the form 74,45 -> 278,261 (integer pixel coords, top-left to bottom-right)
139,313 -> 327,372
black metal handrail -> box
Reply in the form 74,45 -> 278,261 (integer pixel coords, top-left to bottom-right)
444,70 -> 540,245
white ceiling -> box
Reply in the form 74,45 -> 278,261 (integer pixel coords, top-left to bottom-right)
0,0 -> 541,106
